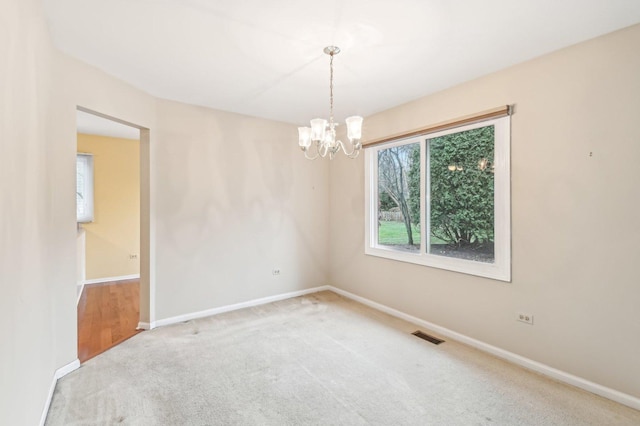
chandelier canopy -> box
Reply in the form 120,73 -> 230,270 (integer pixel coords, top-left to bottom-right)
298,46 -> 363,160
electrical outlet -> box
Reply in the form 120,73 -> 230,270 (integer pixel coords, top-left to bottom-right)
516,312 -> 534,325
272,269 -> 281,276
129,254 -> 138,260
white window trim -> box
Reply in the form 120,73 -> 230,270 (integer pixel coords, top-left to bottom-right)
365,116 -> 511,282
76,153 -> 94,223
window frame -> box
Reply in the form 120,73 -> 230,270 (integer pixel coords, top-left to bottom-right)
365,116 -> 511,282
76,153 -> 94,223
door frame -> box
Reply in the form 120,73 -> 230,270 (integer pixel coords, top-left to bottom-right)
76,106 -> 154,329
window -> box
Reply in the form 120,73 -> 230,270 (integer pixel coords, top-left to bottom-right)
76,153 -> 94,223
365,116 -> 510,281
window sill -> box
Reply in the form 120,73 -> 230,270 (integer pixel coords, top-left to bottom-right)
365,245 -> 511,282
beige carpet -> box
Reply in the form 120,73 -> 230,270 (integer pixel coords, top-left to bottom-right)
46,291 -> 640,425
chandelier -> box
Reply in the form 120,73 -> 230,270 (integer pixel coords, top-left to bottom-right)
298,46 -> 363,160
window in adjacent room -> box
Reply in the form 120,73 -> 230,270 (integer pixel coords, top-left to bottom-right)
76,153 -> 94,223
365,115 -> 510,281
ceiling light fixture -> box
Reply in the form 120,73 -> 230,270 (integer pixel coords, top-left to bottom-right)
298,46 -> 363,160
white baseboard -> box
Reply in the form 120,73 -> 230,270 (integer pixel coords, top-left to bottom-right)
40,359 -> 80,426
127,283 -> 640,411
154,285 -> 330,328
326,286 -> 640,412
84,274 -> 140,285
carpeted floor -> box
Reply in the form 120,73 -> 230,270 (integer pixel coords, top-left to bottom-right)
46,291 -> 640,425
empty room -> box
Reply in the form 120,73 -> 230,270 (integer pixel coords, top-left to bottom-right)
2,0 -> 640,425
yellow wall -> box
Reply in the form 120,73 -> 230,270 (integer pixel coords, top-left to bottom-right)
77,133 -> 140,280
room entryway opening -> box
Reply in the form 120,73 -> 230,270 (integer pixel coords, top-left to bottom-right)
75,107 -> 151,363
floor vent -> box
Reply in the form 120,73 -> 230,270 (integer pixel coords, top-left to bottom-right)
412,330 -> 445,345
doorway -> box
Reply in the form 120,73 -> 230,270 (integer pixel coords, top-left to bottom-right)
75,108 -> 150,362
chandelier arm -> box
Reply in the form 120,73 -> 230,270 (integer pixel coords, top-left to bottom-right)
303,148 -> 320,160
302,138 -> 322,160
318,141 -> 329,158
337,139 -> 361,157
336,139 -> 349,155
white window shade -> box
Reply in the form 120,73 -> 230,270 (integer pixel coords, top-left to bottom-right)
76,153 -> 94,223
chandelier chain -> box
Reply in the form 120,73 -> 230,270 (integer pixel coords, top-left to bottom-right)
329,51 -> 334,129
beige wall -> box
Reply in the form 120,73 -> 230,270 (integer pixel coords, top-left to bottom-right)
53,53 -> 157,326
2,0 -> 156,421
2,0 -> 328,421
3,0 -> 639,421
329,24 -> 640,399
154,100 -> 329,319
78,134 -> 140,280
0,0 -> 76,424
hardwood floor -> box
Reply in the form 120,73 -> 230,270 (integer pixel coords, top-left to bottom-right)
77,279 -> 142,363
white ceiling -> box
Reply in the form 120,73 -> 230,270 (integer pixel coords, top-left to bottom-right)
44,0 -> 640,126
77,110 -> 140,139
